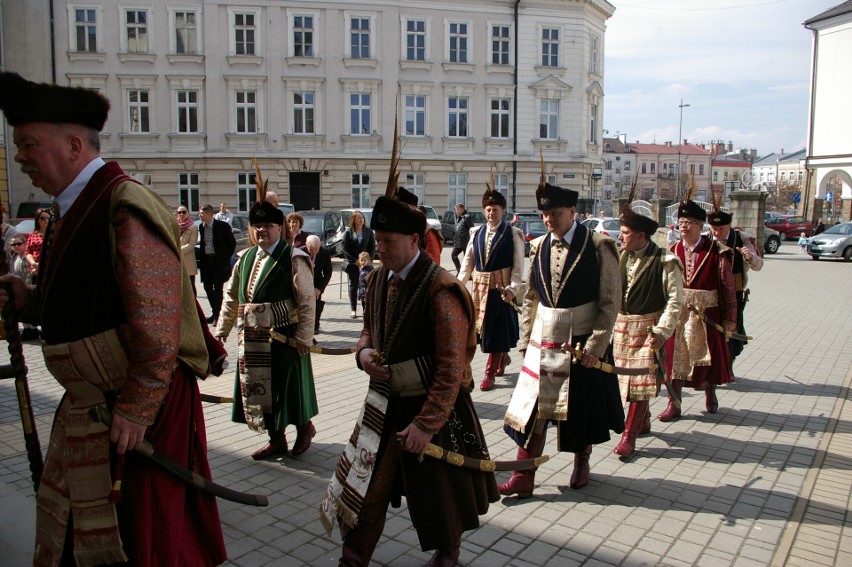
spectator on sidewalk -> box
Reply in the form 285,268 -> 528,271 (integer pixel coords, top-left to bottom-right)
214,202 -> 233,226
304,234 -> 332,333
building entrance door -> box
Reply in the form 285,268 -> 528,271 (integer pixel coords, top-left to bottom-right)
289,172 -> 320,210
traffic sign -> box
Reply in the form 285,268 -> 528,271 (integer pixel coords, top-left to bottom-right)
825,191 -> 833,201
792,192 -> 801,204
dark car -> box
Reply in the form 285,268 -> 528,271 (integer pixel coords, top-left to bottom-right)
440,209 -> 486,243
520,219 -> 548,256
195,213 -> 250,267
765,215 -> 812,240
762,226 -> 781,255
299,210 -> 345,257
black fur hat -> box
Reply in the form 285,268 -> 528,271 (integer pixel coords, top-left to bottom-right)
0,71 -> 110,131
620,205 -> 659,237
536,183 -> 578,210
677,200 -> 707,222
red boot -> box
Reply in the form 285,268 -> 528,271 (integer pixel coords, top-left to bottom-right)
639,404 -> 651,435
495,353 -> 511,377
705,387 -> 718,414
251,430 -> 288,460
480,353 -> 498,391
614,401 -> 648,460
498,430 -> 547,498
569,445 -> 592,489
657,380 -> 682,422
292,421 -> 316,456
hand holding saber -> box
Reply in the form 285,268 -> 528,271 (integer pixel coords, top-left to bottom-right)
558,342 -> 657,376
497,285 -> 522,314
646,326 -> 681,409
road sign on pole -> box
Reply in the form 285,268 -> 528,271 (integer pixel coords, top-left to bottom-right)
792,192 -> 801,204
825,191 -> 833,202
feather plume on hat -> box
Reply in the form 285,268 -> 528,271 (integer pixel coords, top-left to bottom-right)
248,158 -> 283,225
482,164 -> 506,209
252,157 -> 269,202
620,171 -> 658,236
385,101 -> 401,199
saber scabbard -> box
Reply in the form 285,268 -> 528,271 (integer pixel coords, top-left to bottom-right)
89,406 -> 268,507
419,442 -> 549,472
687,305 -> 753,341
200,393 -> 235,404
0,283 -> 43,492
558,342 -> 657,376
268,329 -> 357,355
646,326 -> 680,409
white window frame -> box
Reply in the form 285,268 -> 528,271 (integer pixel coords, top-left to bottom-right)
539,99 -> 559,140
448,173 -> 467,209
127,89 -> 150,133
445,20 -> 471,63
346,13 -> 376,60
590,103 -> 598,143
589,33 -> 599,75
541,26 -> 560,67
178,172 -> 200,212
341,79 -> 380,136
284,78 -> 324,135
489,97 -> 511,138
405,172 -> 426,204
169,7 -> 202,55
404,94 -> 427,137
226,76 -> 265,134
293,91 -> 316,134
228,7 -> 261,56
489,22 -> 511,65
289,11 -> 319,58
494,173 -> 510,203
351,172 -> 372,208
447,96 -> 469,138
403,17 -> 428,62
175,89 -> 199,133
236,171 -> 258,213
235,91 -> 257,133
119,76 -> 157,133
348,93 -> 372,135
120,7 -> 151,54
68,5 -> 102,53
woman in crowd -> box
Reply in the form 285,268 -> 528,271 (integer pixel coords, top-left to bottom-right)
9,235 -> 39,340
176,206 -> 199,294
25,207 -> 50,282
341,210 -> 376,318
0,203 -> 19,257
288,212 -> 309,248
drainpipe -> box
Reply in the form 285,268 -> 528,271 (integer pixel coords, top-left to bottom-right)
511,0 -> 520,210
49,0 -> 57,83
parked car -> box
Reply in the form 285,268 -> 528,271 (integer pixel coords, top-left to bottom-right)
505,210 -> 541,225
15,201 -> 52,219
279,203 -> 295,217
194,213 -> 251,267
582,217 -> 622,249
340,208 -> 373,228
807,222 -> 852,261
440,209 -> 486,243
765,215 -> 812,240
763,226 -> 781,255
519,219 -> 548,256
10,218 -> 35,242
299,210 -> 346,256
420,205 -> 442,233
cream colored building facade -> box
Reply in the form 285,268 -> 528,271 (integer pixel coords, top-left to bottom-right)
2,0 -> 615,215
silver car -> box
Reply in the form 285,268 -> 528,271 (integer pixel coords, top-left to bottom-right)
807,222 -> 852,261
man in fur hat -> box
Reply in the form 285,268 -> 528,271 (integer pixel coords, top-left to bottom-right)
458,182 -> 524,390
500,181 -> 624,498
215,194 -> 319,459
0,71 -> 225,566
612,204 -> 684,460
321,191 -> 498,567
707,208 -> 762,373
659,200 -> 737,421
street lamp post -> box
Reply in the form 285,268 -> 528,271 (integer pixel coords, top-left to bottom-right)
676,99 -> 690,201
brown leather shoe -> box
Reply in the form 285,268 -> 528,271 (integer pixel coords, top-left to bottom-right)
291,421 -> 316,456
705,388 -> 718,414
426,546 -> 459,567
251,433 -> 288,460
569,446 -> 592,489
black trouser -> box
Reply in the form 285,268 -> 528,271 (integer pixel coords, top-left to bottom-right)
729,290 -> 748,361
345,264 -> 359,310
451,247 -> 465,272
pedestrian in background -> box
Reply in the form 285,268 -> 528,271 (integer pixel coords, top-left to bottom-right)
176,206 -> 198,294
451,202 -> 474,273
305,234 -> 333,334
797,232 -> 808,254
24,207 -> 50,281
356,250 -> 374,313
214,202 -> 233,226
342,210 -> 376,318
198,203 -> 236,323
1,202 -> 19,257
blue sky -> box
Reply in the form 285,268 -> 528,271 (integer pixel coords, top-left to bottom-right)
603,0 -> 841,158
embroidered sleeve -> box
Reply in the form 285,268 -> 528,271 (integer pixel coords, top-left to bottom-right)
215,258 -> 242,339
585,241 -> 621,358
112,208 -> 181,425
719,253 -> 737,325
504,227 -> 525,297
458,233 -> 475,283
519,244 -> 540,351
413,287 -> 468,434
654,255 -> 685,340
291,253 -> 316,345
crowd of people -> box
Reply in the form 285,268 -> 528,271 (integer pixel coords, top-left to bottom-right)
0,70 -> 763,567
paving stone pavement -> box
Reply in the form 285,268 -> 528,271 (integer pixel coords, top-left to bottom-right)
1,240 -> 850,566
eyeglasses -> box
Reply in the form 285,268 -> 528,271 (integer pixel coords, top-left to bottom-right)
10,242 -> 23,247
38,216 -> 50,221
177,211 -> 188,215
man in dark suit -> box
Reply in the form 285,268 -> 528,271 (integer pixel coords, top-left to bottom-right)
305,234 -> 333,333
198,203 -> 236,323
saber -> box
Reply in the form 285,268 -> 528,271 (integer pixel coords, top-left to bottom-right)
497,285 -> 522,314
200,393 -> 234,404
415,442 -> 550,472
553,342 -> 658,376
268,329 -> 357,355
646,326 -> 680,409
0,283 -> 43,492
686,305 -> 752,341
89,406 -> 268,507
